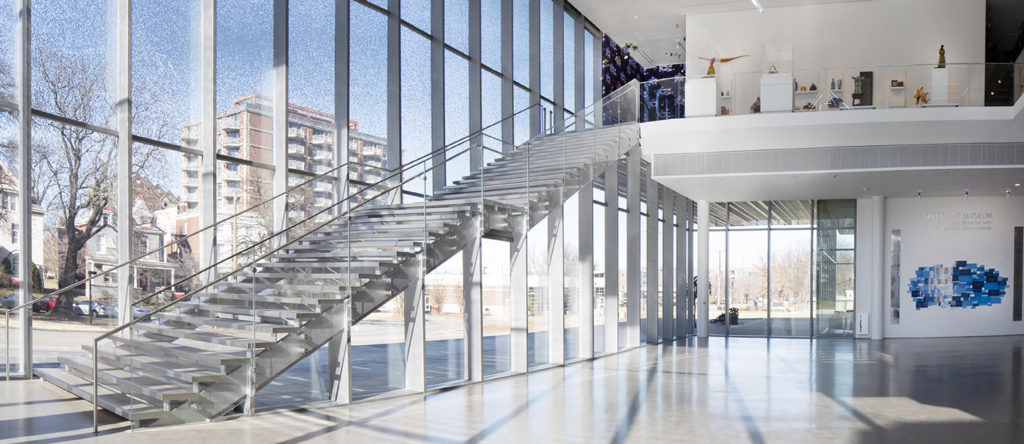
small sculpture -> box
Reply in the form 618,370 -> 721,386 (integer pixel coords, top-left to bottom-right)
698,55 -> 749,77
837,79 -> 842,90
937,45 -> 946,69
750,96 -> 761,113
914,87 -> 930,105
720,106 -> 730,115
794,78 -> 798,91
802,102 -> 816,110
809,83 -> 817,91
831,78 -> 836,90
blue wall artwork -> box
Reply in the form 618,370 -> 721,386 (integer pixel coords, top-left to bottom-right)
908,261 -> 1008,309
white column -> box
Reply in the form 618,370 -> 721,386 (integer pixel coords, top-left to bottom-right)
404,259 -> 425,392
645,183 -> 659,343
626,148 -> 640,347
500,0 -> 513,153
528,0 -> 540,136
272,0 -> 288,233
114,0 -> 133,327
679,196 -> 692,337
547,196 -> 564,365
578,169 -> 594,359
431,0 -> 446,191
573,15 -> 585,114
604,162 -> 618,352
328,0 -> 351,404
871,196 -> 885,340
386,0 -> 401,201
464,216 -> 483,381
199,0 -> 217,281
15,0 -> 32,376
663,192 -> 676,340
510,213 -> 529,372
697,200 -> 710,338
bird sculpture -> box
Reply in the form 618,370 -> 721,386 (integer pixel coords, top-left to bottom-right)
914,86 -> 930,105
698,55 -> 749,77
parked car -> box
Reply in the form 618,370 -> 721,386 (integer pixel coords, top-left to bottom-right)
1,293 -> 17,309
73,300 -> 116,317
115,305 -> 152,320
32,296 -> 58,313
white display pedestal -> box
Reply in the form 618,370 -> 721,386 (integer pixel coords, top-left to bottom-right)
760,73 -> 794,113
685,77 -> 719,117
931,68 -> 949,105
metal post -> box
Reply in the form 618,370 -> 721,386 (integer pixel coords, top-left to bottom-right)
500,0 -> 513,153
468,0 -> 482,171
199,0 -> 218,286
528,0 -> 540,137
272,0 -> 288,234
430,0 -> 446,192
645,183 -> 658,344
578,167 -> 594,359
766,201 -> 773,338
16,0 -> 32,380
92,337 -> 98,433
661,190 -> 675,342
246,266 -> 256,416
603,162 -> 618,352
386,0 -> 402,202
697,200 -> 710,338
626,148 -> 640,347
552,0 -> 563,131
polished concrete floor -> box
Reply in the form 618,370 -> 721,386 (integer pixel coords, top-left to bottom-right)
1,335 -> 1022,443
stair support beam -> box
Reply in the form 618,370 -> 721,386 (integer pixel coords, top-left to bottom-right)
626,148 -> 641,348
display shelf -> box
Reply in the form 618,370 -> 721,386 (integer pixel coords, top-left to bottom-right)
795,90 -> 820,95
890,86 -> 905,90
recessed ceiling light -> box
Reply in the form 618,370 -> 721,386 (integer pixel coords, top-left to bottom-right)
1016,183 -> 1021,187
633,15 -> 638,19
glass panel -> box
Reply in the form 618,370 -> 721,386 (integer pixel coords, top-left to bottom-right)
445,50 -> 470,187
639,198 -> 647,343
512,0 -> 528,85
215,159 -> 272,272
816,223 -> 856,338
817,199 -> 856,229
709,202 -> 728,227
482,238 -> 511,377
32,0 -> 115,127
0,7 -> 22,371
592,200 -> 605,354
771,200 -> 813,227
33,118 -> 117,339
444,0 -> 468,53
584,31 -> 594,107
527,216 -> 548,368
481,70 -> 503,163
728,201 -> 770,229
481,0 -> 501,70
563,192 -> 579,361
617,208 -> 626,349
563,12 -> 575,112
513,86 -> 530,146
425,251 -> 465,387
132,0 -> 201,143
727,230 -> 768,337
402,28 -> 432,195
401,0 -> 431,32
350,2 -> 389,175
539,0 -> 552,100
770,229 -> 812,337
708,230 -> 726,336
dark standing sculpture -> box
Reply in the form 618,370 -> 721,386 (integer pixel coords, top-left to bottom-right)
937,45 -> 946,68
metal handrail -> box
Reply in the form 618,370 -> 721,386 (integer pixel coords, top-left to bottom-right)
82,84 -> 640,431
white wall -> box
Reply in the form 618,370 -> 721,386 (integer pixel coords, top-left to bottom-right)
883,196 -> 1024,338
686,0 -> 985,74
685,0 -> 986,108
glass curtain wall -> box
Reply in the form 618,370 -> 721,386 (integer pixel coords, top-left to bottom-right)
1,0 -> 612,397
706,200 -> 854,338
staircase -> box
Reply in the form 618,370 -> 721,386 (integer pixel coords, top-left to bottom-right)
35,121 -> 640,427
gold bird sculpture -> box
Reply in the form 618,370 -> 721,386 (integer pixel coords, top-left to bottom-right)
698,55 -> 749,77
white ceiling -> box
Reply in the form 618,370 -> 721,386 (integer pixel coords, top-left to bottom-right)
657,168 -> 1024,202
571,0 -> 867,67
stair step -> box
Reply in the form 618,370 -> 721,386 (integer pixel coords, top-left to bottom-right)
106,335 -> 249,369
176,301 -> 321,321
35,367 -> 169,422
60,356 -> 201,403
196,292 -> 345,306
154,312 -> 301,334
134,322 -> 278,349
84,344 -> 228,384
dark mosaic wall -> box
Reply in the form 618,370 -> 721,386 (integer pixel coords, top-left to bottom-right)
601,35 -> 685,95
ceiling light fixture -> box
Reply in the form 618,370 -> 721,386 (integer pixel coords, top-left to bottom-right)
750,0 -> 765,13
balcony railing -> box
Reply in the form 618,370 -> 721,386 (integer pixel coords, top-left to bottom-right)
638,62 -> 1024,122
311,134 -> 332,146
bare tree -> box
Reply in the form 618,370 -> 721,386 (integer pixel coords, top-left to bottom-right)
31,42 -> 163,313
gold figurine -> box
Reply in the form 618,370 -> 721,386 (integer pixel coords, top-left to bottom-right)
698,55 -> 749,77
937,45 -> 946,69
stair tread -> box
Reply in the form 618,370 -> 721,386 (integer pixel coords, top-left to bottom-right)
153,311 -> 300,334
134,322 -> 277,349
85,344 -> 228,383
60,356 -> 201,402
35,367 -> 169,421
